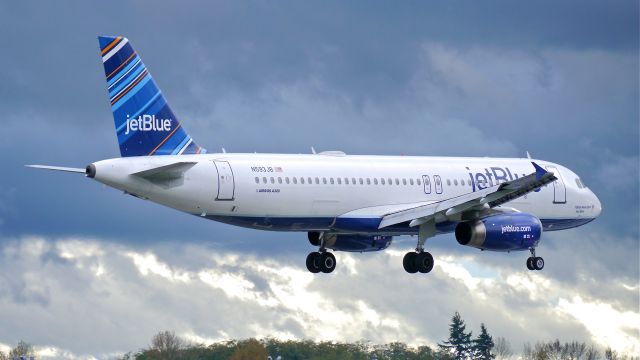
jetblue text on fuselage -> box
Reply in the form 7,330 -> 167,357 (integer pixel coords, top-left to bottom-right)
466,166 -> 516,191
125,114 -> 172,135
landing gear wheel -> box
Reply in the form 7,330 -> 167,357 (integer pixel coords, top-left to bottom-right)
416,252 -> 434,273
306,252 -> 321,273
403,252 -> 418,273
533,257 -> 544,271
526,257 -> 535,271
320,252 -> 336,273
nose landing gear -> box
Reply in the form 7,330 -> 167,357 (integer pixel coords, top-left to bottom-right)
526,248 -> 544,271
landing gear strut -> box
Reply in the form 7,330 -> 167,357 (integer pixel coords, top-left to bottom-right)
526,248 -> 544,271
306,232 -> 336,274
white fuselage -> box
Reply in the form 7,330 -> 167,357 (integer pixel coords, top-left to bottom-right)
90,153 -> 602,236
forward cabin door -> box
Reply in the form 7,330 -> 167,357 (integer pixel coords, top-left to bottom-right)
214,161 -> 235,200
545,165 -> 566,204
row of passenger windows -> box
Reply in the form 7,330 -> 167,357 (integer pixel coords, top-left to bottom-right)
254,175 -> 529,187
254,176 -> 489,187
255,176 -> 426,186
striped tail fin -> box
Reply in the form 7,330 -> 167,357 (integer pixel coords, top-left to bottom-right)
98,36 -> 206,157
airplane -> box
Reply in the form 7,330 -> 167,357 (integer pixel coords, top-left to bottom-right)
28,36 -> 602,274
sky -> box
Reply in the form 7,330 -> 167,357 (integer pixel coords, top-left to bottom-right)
0,1 -> 638,358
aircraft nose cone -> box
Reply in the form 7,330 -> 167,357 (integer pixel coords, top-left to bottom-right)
592,191 -> 602,217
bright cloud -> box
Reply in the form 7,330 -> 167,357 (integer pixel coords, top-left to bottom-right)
0,236 -> 637,359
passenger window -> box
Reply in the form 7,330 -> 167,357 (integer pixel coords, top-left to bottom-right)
308,177 -> 312,184
285,177 -> 290,184
337,178 -> 342,185
330,178 -> 335,184
410,179 -> 414,185
374,178 -> 378,185
395,178 -> 400,185
352,177 -> 356,184
278,177 -> 283,184
447,179 -> 451,186
322,177 -> 327,184
417,178 -> 421,186
315,177 -> 320,184
359,178 -> 363,185
381,178 -> 385,185
403,179 -> 407,185
301,177 -> 305,184
366,178 -> 371,185
270,177 -> 275,184
293,177 -> 297,184
263,177 -> 267,184
454,179 -> 458,186
255,177 -> 259,184
345,177 -> 349,184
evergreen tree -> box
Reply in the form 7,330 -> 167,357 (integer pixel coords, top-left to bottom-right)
438,312 -> 472,360
473,324 -> 496,360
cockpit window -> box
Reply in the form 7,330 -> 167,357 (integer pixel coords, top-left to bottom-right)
575,178 -> 586,189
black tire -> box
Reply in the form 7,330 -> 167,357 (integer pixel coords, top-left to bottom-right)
526,257 -> 535,271
306,252 -> 321,273
320,252 -> 336,273
403,252 -> 418,273
534,257 -> 544,271
416,252 -> 434,273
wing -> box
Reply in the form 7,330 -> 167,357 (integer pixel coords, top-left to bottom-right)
378,162 -> 557,229
26,165 -> 86,174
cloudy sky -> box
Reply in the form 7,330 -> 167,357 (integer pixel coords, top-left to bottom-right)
0,1 -> 638,358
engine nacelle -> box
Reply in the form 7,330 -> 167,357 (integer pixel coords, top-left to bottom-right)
455,213 -> 542,251
323,234 -> 392,252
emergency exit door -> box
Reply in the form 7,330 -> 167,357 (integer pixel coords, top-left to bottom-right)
214,161 -> 235,200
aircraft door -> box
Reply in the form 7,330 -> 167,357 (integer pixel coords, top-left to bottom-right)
214,161 -> 235,200
422,175 -> 432,194
545,165 -> 566,204
434,175 -> 443,194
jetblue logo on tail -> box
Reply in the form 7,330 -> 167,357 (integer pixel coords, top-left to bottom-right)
125,114 -> 172,135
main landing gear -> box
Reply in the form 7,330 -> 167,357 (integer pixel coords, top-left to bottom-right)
404,220 -> 436,274
526,248 -> 544,271
306,251 -> 336,273
403,251 -> 434,273
306,232 -> 336,274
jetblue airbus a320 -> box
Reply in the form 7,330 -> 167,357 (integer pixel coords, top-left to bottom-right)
29,36 -> 602,274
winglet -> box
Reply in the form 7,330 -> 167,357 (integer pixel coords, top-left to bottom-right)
532,162 -> 547,180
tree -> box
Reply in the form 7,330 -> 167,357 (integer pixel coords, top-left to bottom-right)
148,330 -> 186,360
493,337 -> 513,360
9,341 -> 35,359
438,312 -> 473,360
473,324 -> 495,360
230,338 -> 268,360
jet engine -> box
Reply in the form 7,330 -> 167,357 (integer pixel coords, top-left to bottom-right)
455,213 -> 542,251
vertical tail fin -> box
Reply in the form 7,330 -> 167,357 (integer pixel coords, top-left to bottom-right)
98,36 -> 206,157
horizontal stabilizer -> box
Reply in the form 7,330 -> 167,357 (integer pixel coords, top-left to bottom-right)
26,165 -> 85,174
130,161 -> 197,180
